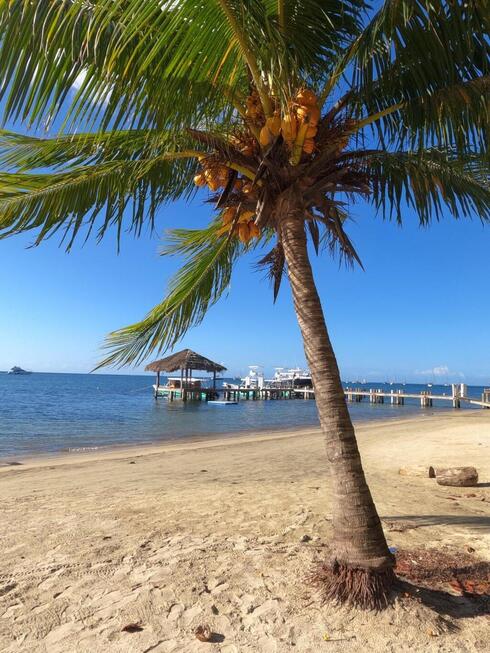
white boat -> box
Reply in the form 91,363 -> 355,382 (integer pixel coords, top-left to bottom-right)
267,367 -> 312,389
8,366 -> 32,375
240,366 -> 265,389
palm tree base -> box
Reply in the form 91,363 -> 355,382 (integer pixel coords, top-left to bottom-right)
313,559 -> 396,610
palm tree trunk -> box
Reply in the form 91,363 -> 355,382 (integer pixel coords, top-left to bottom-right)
277,189 -> 395,609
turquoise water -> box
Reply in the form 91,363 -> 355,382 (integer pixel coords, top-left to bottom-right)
0,372 -> 486,458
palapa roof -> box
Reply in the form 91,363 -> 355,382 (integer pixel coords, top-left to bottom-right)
145,349 -> 226,373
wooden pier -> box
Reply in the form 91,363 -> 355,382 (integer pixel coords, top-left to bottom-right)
340,385 -> 490,409
220,384 -> 490,409
158,387 -> 219,402
222,387 -> 297,401
145,350 -> 490,410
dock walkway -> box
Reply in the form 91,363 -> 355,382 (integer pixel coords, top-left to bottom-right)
221,385 -> 490,409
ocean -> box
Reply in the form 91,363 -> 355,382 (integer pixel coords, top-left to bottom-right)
0,372 -> 486,459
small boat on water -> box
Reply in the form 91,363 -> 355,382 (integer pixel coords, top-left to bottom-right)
8,366 -> 32,375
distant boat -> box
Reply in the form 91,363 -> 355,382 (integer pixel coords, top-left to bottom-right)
8,366 -> 32,375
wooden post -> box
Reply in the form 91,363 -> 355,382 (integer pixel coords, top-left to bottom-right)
155,371 -> 160,399
482,389 -> 490,407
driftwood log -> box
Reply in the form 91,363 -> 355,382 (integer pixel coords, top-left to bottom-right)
398,465 -> 433,478
434,467 -> 478,487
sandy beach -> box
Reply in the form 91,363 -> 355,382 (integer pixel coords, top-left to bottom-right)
1,411 -> 489,652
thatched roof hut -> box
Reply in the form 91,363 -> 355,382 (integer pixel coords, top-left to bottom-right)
145,349 -> 226,397
145,349 -> 226,374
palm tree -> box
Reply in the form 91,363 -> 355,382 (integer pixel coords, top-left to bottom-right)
0,1 -> 488,608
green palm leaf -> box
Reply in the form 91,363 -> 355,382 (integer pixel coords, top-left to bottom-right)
0,155 -> 199,248
325,1 -> 489,152
0,128 -> 204,247
354,149 -> 490,224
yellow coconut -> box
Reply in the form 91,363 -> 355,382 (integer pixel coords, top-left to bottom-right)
238,210 -> 255,223
266,114 -> 281,136
207,178 -> 220,192
306,125 -> 318,139
193,173 -> 206,187
238,222 -> 251,243
222,207 -> 236,225
295,105 -> 309,122
303,138 -> 316,154
295,88 -> 318,107
259,126 -> 272,147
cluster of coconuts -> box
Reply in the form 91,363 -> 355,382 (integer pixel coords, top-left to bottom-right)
259,88 -> 320,155
219,205 -> 260,243
192,88 -> 322,244
193,159 -> 230,192
193,162 -> 260,243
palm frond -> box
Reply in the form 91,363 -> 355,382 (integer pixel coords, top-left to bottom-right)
0,1 -> 368,132
354,75 -> 489,149
0,129 -> 198,171
0,152 -> 199,248
0,0 -> 246,132
327,1 -> 488,152
97,222 -> 243,368
354,149 -> 490,224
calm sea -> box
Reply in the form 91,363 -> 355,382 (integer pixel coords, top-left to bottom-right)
0,372 -> 486,459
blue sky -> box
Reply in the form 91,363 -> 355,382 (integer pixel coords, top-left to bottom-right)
0,7 -> 489,384
1,187 -> 489,383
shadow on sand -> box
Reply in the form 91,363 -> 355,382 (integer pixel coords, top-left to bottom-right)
382,514 -> 490,531
396,579 -> 490,619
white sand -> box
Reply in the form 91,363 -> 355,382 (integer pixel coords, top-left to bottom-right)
1,411 -> 489,652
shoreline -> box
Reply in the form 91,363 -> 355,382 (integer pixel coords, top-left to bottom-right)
0,408 -> 471,472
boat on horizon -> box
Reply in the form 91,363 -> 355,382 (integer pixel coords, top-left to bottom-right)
8,366 -> 32,375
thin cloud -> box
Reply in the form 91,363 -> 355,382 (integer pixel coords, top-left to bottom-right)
417,365 -> 465,379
